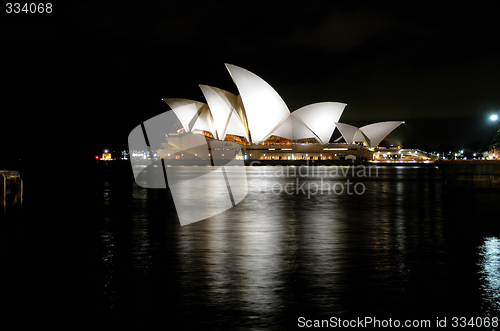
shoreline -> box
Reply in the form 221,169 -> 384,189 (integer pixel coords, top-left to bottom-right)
109,159 -> 440,167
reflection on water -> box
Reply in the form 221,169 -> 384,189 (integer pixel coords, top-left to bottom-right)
89,164 -> 500,329
478,237 -> 500,315
100,217 -> 116,309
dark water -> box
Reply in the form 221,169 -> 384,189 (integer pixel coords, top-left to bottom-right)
86,163 -> 500,330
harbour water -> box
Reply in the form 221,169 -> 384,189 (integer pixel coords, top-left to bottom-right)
86,164 -> 500,329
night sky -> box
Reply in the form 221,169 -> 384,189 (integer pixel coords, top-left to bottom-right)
3,2 -> 500,162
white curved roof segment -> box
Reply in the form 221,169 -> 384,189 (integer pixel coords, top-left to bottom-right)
225,63 -> 290,144
335,121 -> 403,146
267,114 -> 319,141
335,122 -> 363,144
225,109 -> 248,140
353,129 -> 367,142
163,98 -> 206,133
360,121 -> 404,147
269,114 -> 293,140
292,102 -> 346,144
190,104 -> 216,137
199,85 -> 237,140
290,116 -> 319,141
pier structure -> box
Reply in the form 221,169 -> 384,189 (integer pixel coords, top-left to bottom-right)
0,170 -> 23,213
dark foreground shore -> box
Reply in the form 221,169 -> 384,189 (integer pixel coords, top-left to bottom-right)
436,160 -> 500,189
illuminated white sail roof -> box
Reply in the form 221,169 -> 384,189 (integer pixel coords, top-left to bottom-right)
163,98 -> 206,132
162,65 -> 404,147
199,85 -> 236,140
359,121 -> 404,147
335,122 -> 365,143
353,129 -> 367,142
269,114 -> 293,140
335,121 -> 403,147
269,114 -> 318,141
291,116 -> 320,141
226,63 -> 290,144
190,104 -> 216,136
225,109 -> 248,140
292,102 -> 346,144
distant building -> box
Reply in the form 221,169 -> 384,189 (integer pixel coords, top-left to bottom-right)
373,148 -> 438,162
155,64 -> 404,162
160,135 -> 373,161
490,147 -> 500,160
101,153 -> 112,160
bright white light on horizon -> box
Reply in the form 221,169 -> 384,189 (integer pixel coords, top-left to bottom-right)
491,114 -> 499,121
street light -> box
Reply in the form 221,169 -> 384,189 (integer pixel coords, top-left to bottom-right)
491,114 -> 499,140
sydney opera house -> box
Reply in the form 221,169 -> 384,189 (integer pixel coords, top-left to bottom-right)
157,64 -> 404,162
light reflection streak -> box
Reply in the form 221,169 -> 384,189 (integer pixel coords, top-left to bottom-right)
100,216 -> 116,309
171,166 -> 446,321
478,237 -> 500,315
236,217 -> 283,317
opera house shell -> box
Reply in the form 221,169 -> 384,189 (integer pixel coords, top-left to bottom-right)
158,64 -> 403,161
